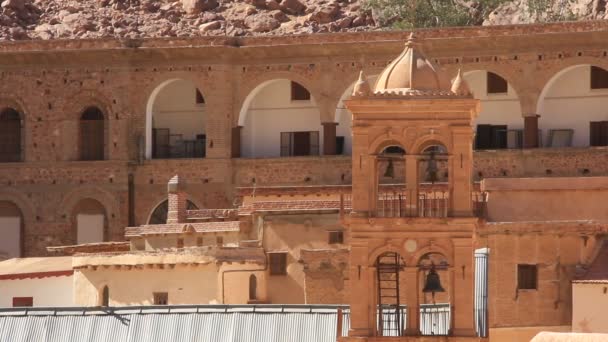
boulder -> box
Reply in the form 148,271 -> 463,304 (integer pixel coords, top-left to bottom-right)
308,3 -> 340,24
1,0 -> 25,11
181,0 -> 218,14
199,20 -> 221,32
244,13 -> 279,32
280,0 -> 306,15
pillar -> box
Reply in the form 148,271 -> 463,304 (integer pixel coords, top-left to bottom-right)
405,155 -> 419,216
450,128 -> 474,217
451,238 -> 476,336
404,267 -> 420,336
231,126 -> 242,158
348,241 -> 372,336
322,122 -> 338,155
167,175 -> 187,224
523,114 -> 540,148
351,129 -> 371,215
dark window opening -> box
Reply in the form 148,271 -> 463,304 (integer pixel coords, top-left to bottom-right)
216,236 -> 223,246
590,121 -> 608,146
195,89 -> 205,104
197,237 -> 203,247
475,125 -> 507,150
101,286 -> 109,306
487,72 -> 508,94
249,274 -> 257,300
336,136 -> 345,155
80,107 -> 105,161
153,292 -> 168,305
148,200 -> 198,225
328,231 -> 344,244
517,264 -> 538,290
591,66 -> 608,89
280,131 -> 319,156
290,81 -> 311,101
269,252 -> 287,275
547,129 -> 573,147
152,128 -> 206,159
12,297 -> 33,307
177,238 -> 184,249
0,108 -> 23,162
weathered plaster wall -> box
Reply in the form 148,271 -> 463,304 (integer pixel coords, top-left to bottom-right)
572,283 -> 608,333
0,275 -> 73,307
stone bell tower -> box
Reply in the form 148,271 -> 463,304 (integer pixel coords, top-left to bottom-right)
341,33 -> 481,341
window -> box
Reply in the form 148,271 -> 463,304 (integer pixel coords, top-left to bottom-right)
249,274 -> 257,300
153,292 -> 168,305
269,252 -> 287,275
547,129 -> 573,147
177,238 -> 184,249
590,66 -> 608,89
197,237 -> 203,247
12,297 -> 33,307
195,89 -> 205,104
0,108 -> 22,162
517,264 -> 537,290
216,236 -> 223,246
290,81 -> 311,101
101,286 -> 109,307
328,231 -> 344,244
280,131 -> 320,156
80,107 -> 105,161
336,136 -> 345,155
487,72 -> 508,94
475,125 -> 507,150
507,130 -> 523,149
590,121 -> 608,146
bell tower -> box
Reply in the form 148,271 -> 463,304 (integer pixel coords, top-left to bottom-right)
342,33 -> 481,341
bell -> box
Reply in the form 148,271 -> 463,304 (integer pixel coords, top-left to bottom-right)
384,159 -> 395,178
422,265 -> 445,294
425,152 -> 438,183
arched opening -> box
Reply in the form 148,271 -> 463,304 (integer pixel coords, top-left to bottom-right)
101,286 -> 109,307
0,108 -> 23,162
249,274 -> 257,301
376,145 -> 407,218
417,252 -> 451,336
375,252 -> 406,336
79,107 -> 106,161
418,144 -> 449,218
72,198 -> 106,245
148,199 -> 198,225
335,75 -> 379,155
538,65 -> 608,147
0,201 -> 23,259
238,79 -> 322,158
146,79 -> 207,159
463,71 -> 523,149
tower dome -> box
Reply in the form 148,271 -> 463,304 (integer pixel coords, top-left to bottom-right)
374,33 -> 453,95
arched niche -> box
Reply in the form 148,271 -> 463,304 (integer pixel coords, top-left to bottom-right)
463,70 -> 523,149
537,65 -> 608,147
0,201 -> 23,259
147,199 -> 198,225
146,79 -> 207,159
72,198 -> 107,245
238,79 -> 322,158
0,108 -> 24,162
79,106 -> 106,161
335,74 -> 379,156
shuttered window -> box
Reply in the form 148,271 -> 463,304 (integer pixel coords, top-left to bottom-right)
153,292 -> 168,305
280,131 -> 319,156
328,231 -> 344,244
590,66 -> 608,89
547,129 -> 573,147
487,72 -> 508,94
269,252 -> 287,275
590,121 -> 608,146
80,107 -> 105,161
0,108 -> 22,162
517,264 -> 537,290
195,88 -> 205,104
290,81 -> 311,101
12,297 -> 33,307
475,125 -> 507,150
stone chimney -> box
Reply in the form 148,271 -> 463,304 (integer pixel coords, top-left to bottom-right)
167,175 -> 187,224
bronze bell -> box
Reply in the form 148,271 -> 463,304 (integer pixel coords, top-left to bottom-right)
384,159 -> 394,178
425,152 -> 439,183
423,264 -> 445,293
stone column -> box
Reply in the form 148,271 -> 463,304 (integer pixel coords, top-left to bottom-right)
322,122 -> 338,155
231,126 -> 242,158
348,241 -> 372,336
451,238 -> 476,336
167,175 -> 186,224
351,129 -> 370,215
405,155 -> 419,216
450,128 -> 474,217
404,267 -> 420,336
523,114 -> 540,148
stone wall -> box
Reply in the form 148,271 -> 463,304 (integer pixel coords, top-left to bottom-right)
301,248 -> 349,304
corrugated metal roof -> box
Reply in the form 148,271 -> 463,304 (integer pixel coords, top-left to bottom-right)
0,305 -> 348,342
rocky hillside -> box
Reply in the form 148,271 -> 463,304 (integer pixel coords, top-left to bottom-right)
0,0 -> 607,41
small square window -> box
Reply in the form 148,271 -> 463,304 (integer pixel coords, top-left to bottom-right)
517,264 -> 537,290
177,238 -> 184,249
217,236 -> 223,246
328,231 -> 344,244
196,237 -> 203,247
195,89 -> 205,104
591,66 -> 608,89
12,297 -> 33,307
290,81 -> 311,101
269,252 -> 287,276
487,72 -> 508,94
153,292 -> 168,305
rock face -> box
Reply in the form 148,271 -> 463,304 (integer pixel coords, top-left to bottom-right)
0,0 -> 605,40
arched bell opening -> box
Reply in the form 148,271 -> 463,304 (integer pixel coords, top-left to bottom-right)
375,145 -> 408,218
418,144 -> 449,218
374,252 -> 407,337
417,252 -> 451,336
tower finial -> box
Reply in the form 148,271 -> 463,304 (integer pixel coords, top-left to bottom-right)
352,70 -> 371,97
451,69 -> 471,96
406,32 -> 417,47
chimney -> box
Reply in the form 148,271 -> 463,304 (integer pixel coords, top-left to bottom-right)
167,175 -> 186,224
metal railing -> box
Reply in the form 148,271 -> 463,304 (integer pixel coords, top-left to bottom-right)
419,303 -> 451,336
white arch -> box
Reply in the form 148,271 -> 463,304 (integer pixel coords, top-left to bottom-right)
238,79 -> 279,127
146,78 -> 181,159
537,64 -> 593,114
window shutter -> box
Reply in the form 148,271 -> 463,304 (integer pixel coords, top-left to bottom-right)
590,121 -> 602,146
291,82 -> 311,101
487,72 -> 508,94
491,125 -> 508,149
335,136 -> 345,155
475,125 -> 492,150
591,66 -> 608,89
269,253 -> 287,275
280,132 -> 290,156
601,121 -> 608,146
309,131 -> 319,155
